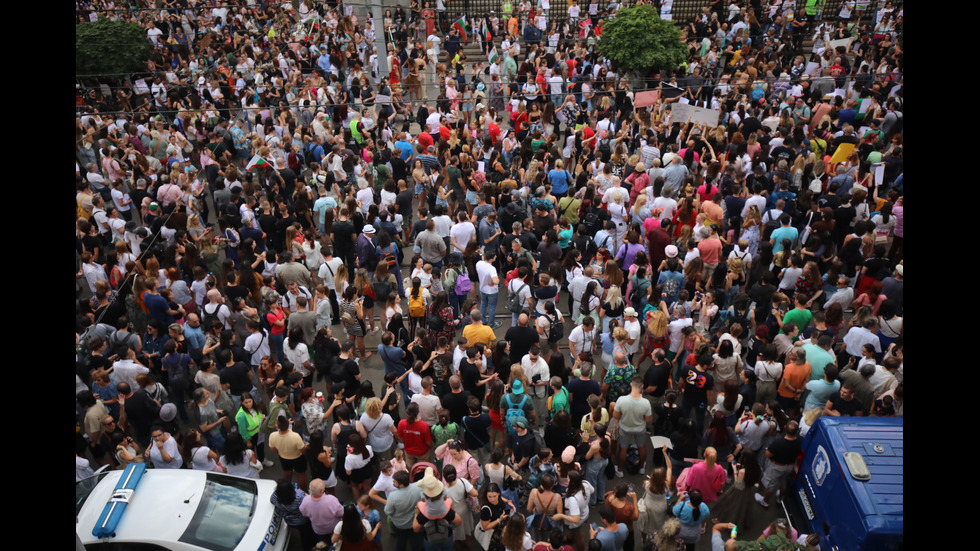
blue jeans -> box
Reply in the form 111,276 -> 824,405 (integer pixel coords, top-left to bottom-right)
448,292 -> 461,320
269,331 -> 285,362
424,537 -> 454,551
586,456 -> 608,506
480,292 -> 499,325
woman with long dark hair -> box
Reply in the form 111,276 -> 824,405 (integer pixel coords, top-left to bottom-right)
271,478 -> 316,550
306,429 -> 338,495
344,432 -> 375,500
331,503 -> 376,550
672,488 -> 709,550
219,432 -> 260,478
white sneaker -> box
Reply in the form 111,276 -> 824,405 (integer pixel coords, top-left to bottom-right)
262,460 -> 275,468
754,493 -> 769,509
615,467 -> 624,478
639,465 -> 646,475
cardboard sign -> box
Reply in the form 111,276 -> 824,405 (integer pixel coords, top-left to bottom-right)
670,102 -> 721,126
829,142 -> 855,165
634,90 -> 660,108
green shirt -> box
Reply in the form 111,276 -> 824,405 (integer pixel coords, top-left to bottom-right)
782,308 -> 813,338
549,387 -> 570,416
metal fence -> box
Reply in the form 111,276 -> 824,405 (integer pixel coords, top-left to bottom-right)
431,0 -> 897,33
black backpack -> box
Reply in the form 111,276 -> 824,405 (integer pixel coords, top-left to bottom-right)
547,314 -> 563,344
427,306 -> 445,332
201,303 -> 222,329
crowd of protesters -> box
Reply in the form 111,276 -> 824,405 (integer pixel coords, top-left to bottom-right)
76,0 -> 902,550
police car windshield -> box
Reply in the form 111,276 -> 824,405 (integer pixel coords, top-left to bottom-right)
178,473 -> 258,551
76,471 -> 110,517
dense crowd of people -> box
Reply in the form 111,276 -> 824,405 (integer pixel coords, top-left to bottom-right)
76,1 -> 903,550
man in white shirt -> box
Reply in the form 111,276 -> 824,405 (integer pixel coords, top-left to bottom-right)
521,346 -> 550,430
449,211 -> 476,254
823,276 -> 855,311
410,377 -> 442,426
426,106 -> 442,134
568,266 -> 599,319
475,250 -> 502,329
567,316 -> 596,363
740,184 -> 768,219
667,305 -> 693,364
623,308 -> 642,361
507,268 -> 534,325
112,346 -> 150,390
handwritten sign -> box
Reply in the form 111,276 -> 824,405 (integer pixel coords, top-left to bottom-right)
670,102 -> 721,126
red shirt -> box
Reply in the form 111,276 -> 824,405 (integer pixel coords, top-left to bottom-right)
417,132 -> 434,151
397,418 -> 432,456
488,122 -> 501,144
439,125 -> 451,141
511,111 -> 528,133
582,126 -> 595,142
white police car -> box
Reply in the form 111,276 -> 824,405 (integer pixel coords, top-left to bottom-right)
76,463 -> 289,551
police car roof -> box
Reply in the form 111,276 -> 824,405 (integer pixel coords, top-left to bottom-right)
76,469 -> 279,551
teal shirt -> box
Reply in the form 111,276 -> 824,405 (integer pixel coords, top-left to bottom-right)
802,343 -> 835,381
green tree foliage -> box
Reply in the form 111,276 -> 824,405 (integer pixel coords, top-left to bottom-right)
597,5 -> 687,75
76,18 -> 152,75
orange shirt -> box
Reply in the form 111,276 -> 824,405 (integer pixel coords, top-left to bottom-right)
778,361 -> 812,399
701,201 -> 724,227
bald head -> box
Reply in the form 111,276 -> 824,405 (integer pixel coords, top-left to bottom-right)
518,313 -> 529,327
206,289 -> 221,303
614,351 -> 628,367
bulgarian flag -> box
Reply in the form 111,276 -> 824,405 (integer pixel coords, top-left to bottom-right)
488,45 -> 500,64
484,21 -> 492,42
453,15 -> 468,42
245,155 -> 271,171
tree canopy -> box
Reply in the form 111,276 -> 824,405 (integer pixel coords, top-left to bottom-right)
76,18 -> 152,76
597,5 -> 688,76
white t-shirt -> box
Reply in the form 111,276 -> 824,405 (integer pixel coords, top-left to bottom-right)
507,278 -> 533,310
476,261 -> 499,295
521,356 -> 550,398
283,339 -> 311,376
624,319 -> 641,355
568,324 -> 594,356
667,318 -> 693,353
564,481 -> 594,528
191,446 -> 218,471
318,258 -> 343,289
344,445 -> 375,471
450,221 -> 476,253
426,111 -> 442,133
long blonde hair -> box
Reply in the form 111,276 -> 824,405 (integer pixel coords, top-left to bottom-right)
354,268 -> 371,295
648,309 -> 668,338
334,265 -> 349,294
605,285 -> 624,309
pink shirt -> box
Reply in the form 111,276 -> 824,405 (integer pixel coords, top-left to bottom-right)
683,461 -> 727,503
892,204 -> 903,237
697,238 -> 723,265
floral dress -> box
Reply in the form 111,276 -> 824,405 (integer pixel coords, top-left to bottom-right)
432,304 -> 455,343
744,220 -> 761,256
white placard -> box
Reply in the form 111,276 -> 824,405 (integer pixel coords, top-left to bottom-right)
670,102 -> 721,126
874,164 -> 885,187
651,436 -> 673,450
805,62 -> 820,76
477,161 -> 485,173
828,37 -> 853,52
133,79 -> 149,95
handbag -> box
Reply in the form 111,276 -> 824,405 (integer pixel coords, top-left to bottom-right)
474,515 -> 493,550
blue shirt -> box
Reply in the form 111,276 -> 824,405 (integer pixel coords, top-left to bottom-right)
183,323 -> 206,357
548,169 -> 571,195
769,226 -> 799,253
313,197 -> 337,227
394,141 -> 414,161
673,499 -> 710,527
596,524 -> 629,551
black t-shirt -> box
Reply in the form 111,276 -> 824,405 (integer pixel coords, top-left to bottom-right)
767,436 -> 801,465
124,390 -> 160,441
220,361 -> 253,395
224,284 -> 250,305
331,220 -> 356,253
741,117 -> 762,137
332,358 -> 361,398
391,157 -> 408,182
512,430 -> 536,464
681,366 -> 714,406
828,392 -> 862,417
459,360 -> 481,398
644,361 -> 672,398
816,193 -> 841,211
440,390 -> 472,424
395,189 -> 414,216
505,326 -> 539,364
